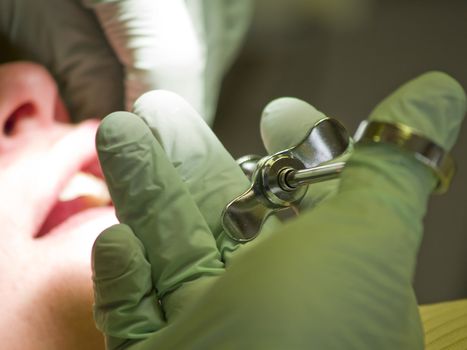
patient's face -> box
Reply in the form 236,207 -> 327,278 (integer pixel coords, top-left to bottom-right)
0,62 -> 116,349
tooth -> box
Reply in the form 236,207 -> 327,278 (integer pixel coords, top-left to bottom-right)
59,172 -> 111,205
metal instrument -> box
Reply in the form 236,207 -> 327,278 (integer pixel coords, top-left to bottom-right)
222,118 -> 455,243
222,117 -> 351,242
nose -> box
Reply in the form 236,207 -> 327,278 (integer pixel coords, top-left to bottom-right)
0,62 -> 70,137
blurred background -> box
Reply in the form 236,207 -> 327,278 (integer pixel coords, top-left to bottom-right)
213,0 -> 467,304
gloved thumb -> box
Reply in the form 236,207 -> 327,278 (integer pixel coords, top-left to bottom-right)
260,97 -> 326,154
368,71 -> 466,151
209,72 -> 466,348
259,97 -> 351,209
284,71 -> 466,348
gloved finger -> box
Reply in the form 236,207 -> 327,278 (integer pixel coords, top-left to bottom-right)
132,90 -> 280,262
254,72 -> 465,347
96,112 -> 224,319
86,0 -> 205,117
92,224 -> 163,350
368,71 -> 466,150
260,97 -> 350,209
260,97 -> 326,154
167,73 -> 466,348
273,72 -> 465,347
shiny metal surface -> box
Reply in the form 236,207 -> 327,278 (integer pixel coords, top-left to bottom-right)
283,161 -> 346,189
354,121 -> 455,194
222,117 -> 351,242
236,154 -> 262,180
223,119 -> 456,242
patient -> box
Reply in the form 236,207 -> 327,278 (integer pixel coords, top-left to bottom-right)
0,62 -> 115,349
1,61 -> 465,350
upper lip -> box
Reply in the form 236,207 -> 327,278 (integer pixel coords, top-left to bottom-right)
37,156 -> 112,237
29,120 -> 113,237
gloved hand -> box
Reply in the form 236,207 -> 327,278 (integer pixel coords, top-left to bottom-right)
0,0 -> 252,124
93,89 -> 283,350
93,71 -> 466,349
85,0 -> 253,124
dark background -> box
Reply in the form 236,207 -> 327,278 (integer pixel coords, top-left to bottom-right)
213,0 -> 467,304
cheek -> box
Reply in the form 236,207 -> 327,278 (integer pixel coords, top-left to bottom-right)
19,268 -> 103,350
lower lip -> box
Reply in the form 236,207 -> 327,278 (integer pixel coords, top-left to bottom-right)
37,197 -> 113,237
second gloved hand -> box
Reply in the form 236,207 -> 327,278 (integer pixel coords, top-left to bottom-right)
84,0 -> 253,124
93,89 -> 288,349
93,72 -> 465,349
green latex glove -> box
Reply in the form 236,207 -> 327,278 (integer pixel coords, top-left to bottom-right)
0,0 -> 251,123
93,71 -> 465,349
83,0 -> 252,124
94,89 -> 287,349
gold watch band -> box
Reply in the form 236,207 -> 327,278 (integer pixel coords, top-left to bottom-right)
354,121 -> 455,194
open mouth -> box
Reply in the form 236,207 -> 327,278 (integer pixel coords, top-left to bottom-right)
36,158 -> 113,237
